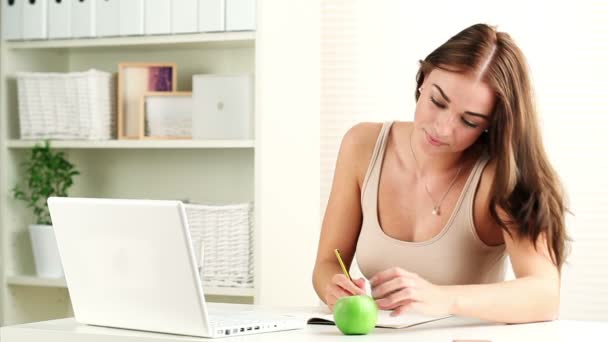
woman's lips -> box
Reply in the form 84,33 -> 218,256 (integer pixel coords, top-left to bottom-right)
425,130 -> 445,146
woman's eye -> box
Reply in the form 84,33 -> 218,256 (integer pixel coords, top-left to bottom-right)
461,118 -> 478,128
430,97 -> 446,109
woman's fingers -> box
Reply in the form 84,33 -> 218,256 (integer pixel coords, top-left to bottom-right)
325,274 -> 370,310
331,286 -> 351,300
353,277 -> 367,291
332,274 -> 365,295
375,287 -> 417,310
390,301 -> 416,316
369,267 -> 417,287
372,276 -> 414,299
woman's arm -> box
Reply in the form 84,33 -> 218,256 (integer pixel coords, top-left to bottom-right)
370,225 -> 560,323
312,123 -> 380,306
443,159 -> 560,323
446,228 -> 560,323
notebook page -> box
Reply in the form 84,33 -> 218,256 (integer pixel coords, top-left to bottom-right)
307,309 -> 451,329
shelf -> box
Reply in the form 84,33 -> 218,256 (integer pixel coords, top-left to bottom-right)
6,275 -> 255,297
6,275 -> 67,288
6,139 -> 255,149
5,32 -> 256,50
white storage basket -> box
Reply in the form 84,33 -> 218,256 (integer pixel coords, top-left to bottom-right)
17,69 -> 115,140
185,202 -> 253,288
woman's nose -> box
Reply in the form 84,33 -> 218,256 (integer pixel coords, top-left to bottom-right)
434,111 -> 455,138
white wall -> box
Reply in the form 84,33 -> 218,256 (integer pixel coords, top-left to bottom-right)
321,0 -> 608,320
256,0 -> 321,306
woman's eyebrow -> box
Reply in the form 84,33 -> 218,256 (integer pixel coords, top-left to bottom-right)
464,111 -> 490,120
432,83 -> 451,102
432,83 -> 490,120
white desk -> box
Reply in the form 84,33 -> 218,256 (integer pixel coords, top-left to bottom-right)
2,303 -> 607,342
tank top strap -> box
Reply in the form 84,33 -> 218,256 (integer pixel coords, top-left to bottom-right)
360,121 -> 394,212
458,152 -> 491,222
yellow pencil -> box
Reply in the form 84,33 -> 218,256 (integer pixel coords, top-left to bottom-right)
334,249 -> 352,282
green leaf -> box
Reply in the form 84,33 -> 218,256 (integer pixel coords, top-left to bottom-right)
12,141 -> 79,226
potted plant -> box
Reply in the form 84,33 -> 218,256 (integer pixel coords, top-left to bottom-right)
12,141 -> 79,278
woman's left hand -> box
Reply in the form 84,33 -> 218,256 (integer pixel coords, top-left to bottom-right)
369,267 -> 454,317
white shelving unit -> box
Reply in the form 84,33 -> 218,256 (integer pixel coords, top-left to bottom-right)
5,275 -> 255,298
5,32 -> 255,50
6,139 -> 255,149
0,32 -> 258,325
5,276 -> 67,288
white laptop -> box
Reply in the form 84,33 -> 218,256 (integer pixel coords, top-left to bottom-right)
47,197 -> 305,338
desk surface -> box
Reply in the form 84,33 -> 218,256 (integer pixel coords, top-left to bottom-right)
2,303 -> 607,342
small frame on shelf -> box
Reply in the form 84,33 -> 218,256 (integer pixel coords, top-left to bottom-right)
139,91 -> 193,140
118,62 -> 177,139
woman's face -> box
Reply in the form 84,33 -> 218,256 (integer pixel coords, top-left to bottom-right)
414,68 -> 495,155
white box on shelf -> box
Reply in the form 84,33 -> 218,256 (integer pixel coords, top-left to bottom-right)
2,0 -> 23,40
198,0 -> 224,32
171,0 -> 197,34
225,0 -> 255,31
95,0 -> 119,37
23,0 -> 48,40
120,0 -> 144,36
144,92 -> 192,138
72,0 -> 95,38
145,0 -> 171,35
48,0 -> 71,39
192,74 -> 253,140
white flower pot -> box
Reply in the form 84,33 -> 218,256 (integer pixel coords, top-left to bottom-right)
29,224 -> 64,278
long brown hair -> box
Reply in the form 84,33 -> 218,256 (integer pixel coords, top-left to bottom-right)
415,24 -> 569,269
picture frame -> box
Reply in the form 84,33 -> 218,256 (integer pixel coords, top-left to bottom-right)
139,91 -> 193,140
117,63 -> 177,139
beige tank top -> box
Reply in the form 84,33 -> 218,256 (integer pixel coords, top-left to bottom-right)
356,121 -> 507,285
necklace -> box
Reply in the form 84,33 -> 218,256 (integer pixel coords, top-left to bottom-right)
409,130 -> 463,216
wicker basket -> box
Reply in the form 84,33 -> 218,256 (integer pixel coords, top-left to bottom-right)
184,202 -> 253,288
16,69 -> 115,140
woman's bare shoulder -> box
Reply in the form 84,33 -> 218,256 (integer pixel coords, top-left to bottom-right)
342,122 -> 383,147
339,122 -> 384,184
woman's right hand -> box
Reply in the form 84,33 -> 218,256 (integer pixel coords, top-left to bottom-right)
324,274 -> 367,311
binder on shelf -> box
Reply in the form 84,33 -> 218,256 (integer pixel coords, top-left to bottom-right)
199,0 -> 225,32
192,74 -> 253,140
72,0 -> 95,38
119,0 -> 144,36
95,0 -> 120,37
2,0 -> 23,40
171,0 -> 197,34
23,0 -> 47,40
48,0 -> 71,39
145,0 -> 171,35
225,0 -> 256,31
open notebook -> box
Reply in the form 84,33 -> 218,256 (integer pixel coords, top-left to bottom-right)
307,309 -> 452,329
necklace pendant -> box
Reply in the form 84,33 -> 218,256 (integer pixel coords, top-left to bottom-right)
432,207 -> 440,216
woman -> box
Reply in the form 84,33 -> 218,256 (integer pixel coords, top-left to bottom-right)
312,23 -> 568,324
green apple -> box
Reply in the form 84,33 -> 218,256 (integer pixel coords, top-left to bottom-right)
333,295 -> 378,335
